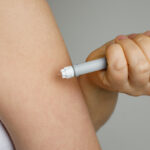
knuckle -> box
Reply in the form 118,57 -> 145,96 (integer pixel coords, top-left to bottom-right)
113,60 -> 127,72
134,34 -> 148,43
135,60 -> 150,73
107,43 -> 122,53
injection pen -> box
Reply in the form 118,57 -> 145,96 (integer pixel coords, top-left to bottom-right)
60,57 -> 107,79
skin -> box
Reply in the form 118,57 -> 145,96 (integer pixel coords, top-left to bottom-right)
89,32 -> 150,96
78,40 -> 118,131
0,0 -> 149,149
78,31 -> 150,130
0,0 -> 102,150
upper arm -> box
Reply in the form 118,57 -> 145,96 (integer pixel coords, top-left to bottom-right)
0,1 -> 101,150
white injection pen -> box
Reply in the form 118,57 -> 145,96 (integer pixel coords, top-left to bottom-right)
60,57 -> 107,79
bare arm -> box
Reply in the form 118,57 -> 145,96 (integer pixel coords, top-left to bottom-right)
0,0 -> 101,149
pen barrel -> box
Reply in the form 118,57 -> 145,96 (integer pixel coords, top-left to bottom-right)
73,57 -> 107,77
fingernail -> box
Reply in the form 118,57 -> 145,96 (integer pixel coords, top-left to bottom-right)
128,33 -> 137,39
144,31 -> 150,36
116,35 -> 128,40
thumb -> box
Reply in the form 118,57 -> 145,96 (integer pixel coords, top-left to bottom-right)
85,40 -> 115,89
85,39 -> 115,62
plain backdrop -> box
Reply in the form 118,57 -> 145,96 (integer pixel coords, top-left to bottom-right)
48,0 -> 150,150
0,0 -> 150,150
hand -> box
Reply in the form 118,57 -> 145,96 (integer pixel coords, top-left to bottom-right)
86,31 -> 150,96
78,31 -> 150,130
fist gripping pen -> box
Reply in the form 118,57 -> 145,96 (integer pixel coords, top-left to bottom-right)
60,57 -> 107,79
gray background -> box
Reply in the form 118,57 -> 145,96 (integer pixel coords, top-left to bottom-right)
0,0 -> 150,150
48,0 -> 150,149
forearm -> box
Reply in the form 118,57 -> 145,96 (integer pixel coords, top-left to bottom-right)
78,75 -> 118,131
0,0 -> 101,150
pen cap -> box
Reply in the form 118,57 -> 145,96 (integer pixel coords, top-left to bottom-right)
73,57 -> 107,77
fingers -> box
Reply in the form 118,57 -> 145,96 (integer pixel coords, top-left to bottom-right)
132,34 -> 150,63
86,31 -> 150,96
103,43 -> 129,89
85,39 -> 115,61
130,32 -> 150,92
89,43 -> 130,92
115,35 -> 150,88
